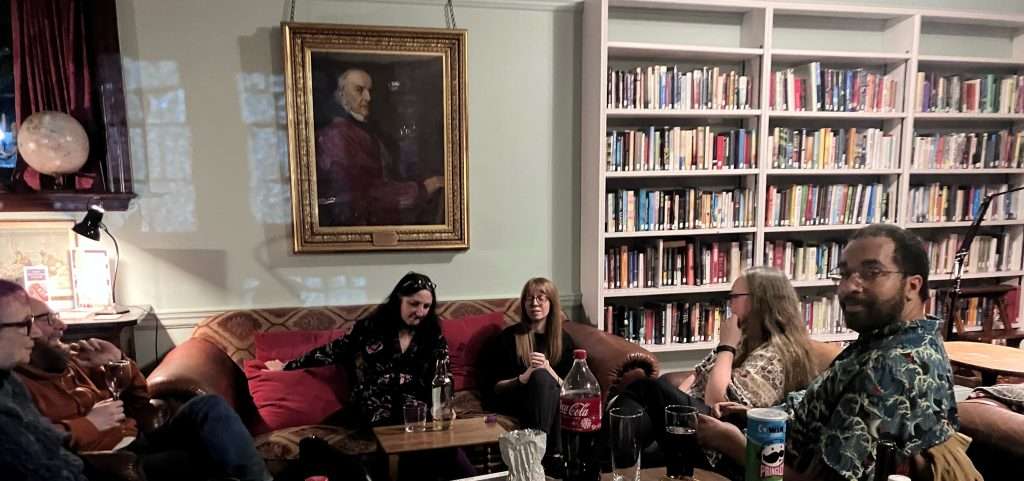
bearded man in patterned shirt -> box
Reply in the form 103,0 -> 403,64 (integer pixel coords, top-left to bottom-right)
699,224 -> 982,481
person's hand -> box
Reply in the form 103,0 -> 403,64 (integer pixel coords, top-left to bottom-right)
719,313 -> 741,348
712,401 -> 750,419
71,339 -> 123,369
423,176 -> 444,196
697,413 -> 745,454
86,399 -> 126,432
530,352 -> 560,384
264,359 -> 285,371
518,366 -> 536,384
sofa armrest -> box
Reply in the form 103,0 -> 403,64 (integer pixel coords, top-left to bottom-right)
146,338 -> 246,410
81,450 -> 145,481
563,322 -> 659,400
958,398 -> 1024,458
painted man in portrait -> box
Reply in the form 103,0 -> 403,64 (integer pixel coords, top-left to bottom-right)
315,68 -> 444,227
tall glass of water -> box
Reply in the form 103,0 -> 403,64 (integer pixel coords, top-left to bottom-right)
609,406 -> 644,481
664,405 -> 699,479
104,359 -> 132,400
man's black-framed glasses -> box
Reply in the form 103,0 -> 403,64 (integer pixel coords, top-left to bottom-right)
31,312 -> 61,327
0,318 -> 33,336
827,267 -> 904,283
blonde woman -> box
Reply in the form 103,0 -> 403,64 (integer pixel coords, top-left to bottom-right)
480,278 -> 578,466
610,266 -> 817,454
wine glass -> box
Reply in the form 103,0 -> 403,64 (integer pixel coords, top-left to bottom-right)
104,359 -> 132,400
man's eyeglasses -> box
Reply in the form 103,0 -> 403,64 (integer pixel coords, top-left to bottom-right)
31,312 -> 61,327
827,267 -> 904,283
0,318 -> 34,336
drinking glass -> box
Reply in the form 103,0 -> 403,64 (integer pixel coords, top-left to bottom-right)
403,400 -> 427,433
104,359 -> 132,400
609,406 -> 644,481
664,405 -> 699,479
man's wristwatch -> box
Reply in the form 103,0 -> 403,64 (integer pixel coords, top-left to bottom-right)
714,344 -> 737,355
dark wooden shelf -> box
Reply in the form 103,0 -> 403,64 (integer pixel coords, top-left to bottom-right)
0,191 -> 135,212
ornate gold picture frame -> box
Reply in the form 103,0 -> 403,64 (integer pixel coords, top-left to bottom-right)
282,23 -> 469,252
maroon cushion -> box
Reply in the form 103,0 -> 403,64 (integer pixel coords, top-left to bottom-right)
242,359 -> 348,435
254,329 -> 346,362
442,312 -> 506,391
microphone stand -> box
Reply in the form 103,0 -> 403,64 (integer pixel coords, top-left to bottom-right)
945,185 -> 1024,339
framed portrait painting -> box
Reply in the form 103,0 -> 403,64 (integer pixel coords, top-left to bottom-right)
282,23 -> 469,252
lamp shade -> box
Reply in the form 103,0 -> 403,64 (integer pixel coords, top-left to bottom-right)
72,205 -> 105,241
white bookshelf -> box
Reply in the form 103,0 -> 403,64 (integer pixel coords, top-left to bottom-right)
582,0 -> 1024,355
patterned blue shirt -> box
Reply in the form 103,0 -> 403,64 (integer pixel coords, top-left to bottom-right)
783,317 -> 958,481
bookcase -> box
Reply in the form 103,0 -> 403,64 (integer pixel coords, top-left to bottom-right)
581,0 -> 1024,355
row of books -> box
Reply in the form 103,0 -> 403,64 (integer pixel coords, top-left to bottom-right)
915,73 -> 1024,114
606,188 -> 756,233
604,294 -> 850,345
765,240 -> 845,282
908,183 -> 1020,223
910,130 -> 1024,170
606,66 -> 754,111
770,63 -> 899,112
765,183 -> 891,227
605,127 -> 757,172
603,240 -> 754,289
927,287 -> 1020,332
767,127 -> 897,170
924,233 -> 1023,276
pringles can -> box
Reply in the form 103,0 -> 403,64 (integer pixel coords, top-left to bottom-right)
745,408 -> 788,481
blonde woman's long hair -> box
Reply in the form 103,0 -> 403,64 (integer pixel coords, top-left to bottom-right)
735,266 -> 816,393
515,278 -> 564,367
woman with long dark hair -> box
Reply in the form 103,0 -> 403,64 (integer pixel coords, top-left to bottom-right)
267,272 -> 447,427
267,273 -> 473,480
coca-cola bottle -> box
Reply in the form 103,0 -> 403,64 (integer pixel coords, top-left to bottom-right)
560,349 -> 601,481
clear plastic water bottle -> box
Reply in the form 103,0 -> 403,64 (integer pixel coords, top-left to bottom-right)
430,355 -> 455,430
560,349 -> 601,481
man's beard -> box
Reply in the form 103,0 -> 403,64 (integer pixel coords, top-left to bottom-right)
30,340 -> 71,373
841,285 -> 906,333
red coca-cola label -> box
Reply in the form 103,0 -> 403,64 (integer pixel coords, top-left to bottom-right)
560,395 -> 601,432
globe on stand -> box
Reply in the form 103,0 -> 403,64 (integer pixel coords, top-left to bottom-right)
17,111 -> 89,187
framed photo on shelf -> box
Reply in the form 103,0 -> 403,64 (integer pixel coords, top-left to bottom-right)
282,22 -> 469,252
71,249 -> 113,309
0,220 -> 76,309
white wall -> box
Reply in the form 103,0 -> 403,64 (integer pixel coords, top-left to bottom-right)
102,0 -> 583,363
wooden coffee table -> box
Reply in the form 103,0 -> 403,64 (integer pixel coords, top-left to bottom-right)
456,466 -> 728,481
374,417 -> 507,480
945,341 -> 1024,385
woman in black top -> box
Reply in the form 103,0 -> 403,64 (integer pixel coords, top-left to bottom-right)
267,272 -> 447,427
481,277 -> 577,461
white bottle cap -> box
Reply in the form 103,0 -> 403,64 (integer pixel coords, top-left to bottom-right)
887,475 -> 911,481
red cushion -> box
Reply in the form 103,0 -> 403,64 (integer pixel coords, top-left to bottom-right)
442,311 -> 506,391
254,329 -> 346,362
242,360 -> 348,435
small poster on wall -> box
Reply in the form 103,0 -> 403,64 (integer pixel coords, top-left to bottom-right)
22,266 -> 50,303
0,220 -> 76,309
71,249 -> 113,309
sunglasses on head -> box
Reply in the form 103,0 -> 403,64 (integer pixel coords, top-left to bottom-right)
400,276 -> 437,292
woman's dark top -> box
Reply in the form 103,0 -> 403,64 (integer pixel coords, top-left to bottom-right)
479,324 -> 577,410
284,317 -> 448,427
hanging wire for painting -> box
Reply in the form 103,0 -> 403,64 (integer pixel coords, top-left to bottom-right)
289,0 -> 297,22
445,0 -> 457,29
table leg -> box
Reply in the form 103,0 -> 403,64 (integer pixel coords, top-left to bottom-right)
981,370 -> 998,386
389,453 -> 399,481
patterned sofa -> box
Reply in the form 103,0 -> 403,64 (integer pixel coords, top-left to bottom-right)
145,298 -> 659,470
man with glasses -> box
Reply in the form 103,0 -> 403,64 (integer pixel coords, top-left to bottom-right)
16,296 -> 272,481
0,279 -> 88,480
699,224 -> 981,481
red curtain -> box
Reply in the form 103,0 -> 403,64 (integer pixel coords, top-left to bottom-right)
11,0 -> 96,190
